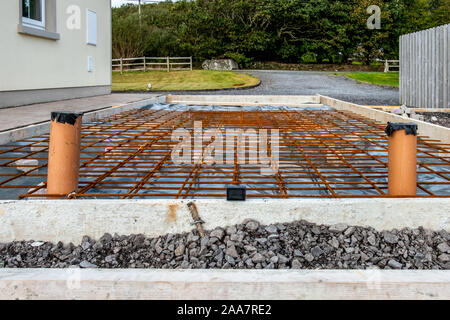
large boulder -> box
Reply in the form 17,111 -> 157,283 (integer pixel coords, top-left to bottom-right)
202,59 -> 239,71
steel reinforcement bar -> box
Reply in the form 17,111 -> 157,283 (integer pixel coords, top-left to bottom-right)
0,107 -> 449,199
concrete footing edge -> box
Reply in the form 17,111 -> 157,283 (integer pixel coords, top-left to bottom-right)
0,269 -> 448,300
0,198 -> 448,244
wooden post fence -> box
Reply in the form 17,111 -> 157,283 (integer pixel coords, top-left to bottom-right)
384,60 -> 399,73
112,57 -> 192,73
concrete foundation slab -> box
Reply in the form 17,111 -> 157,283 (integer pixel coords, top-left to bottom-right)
0,93 -> 162,132
0,86 -> 111,109
0,94 -> 165,144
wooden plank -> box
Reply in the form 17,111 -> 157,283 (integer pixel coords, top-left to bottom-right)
432,28 -> 436,109
445,24 -> 449,108
438,26 -> 442,108
407,34 -> 414,106
145,63 -> 170,65
425,29 -> 428,108
405,34 -> 409,105
399,38 -> 403,103
0,269 -> 449,300
121,57 -> 144,61
169,57 -> 192,60
411,32 -> 415,106
419,31 -> 423,108
415,32 -> 419,107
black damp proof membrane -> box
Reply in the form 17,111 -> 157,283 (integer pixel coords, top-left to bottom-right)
385,122 -> 418,137
50,112 -> 83,125
226,185 -> 246,201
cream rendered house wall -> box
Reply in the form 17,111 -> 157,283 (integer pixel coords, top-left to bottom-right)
0,0 -> 111,108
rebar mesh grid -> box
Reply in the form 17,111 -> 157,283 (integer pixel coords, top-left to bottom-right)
0,106 -> 449,200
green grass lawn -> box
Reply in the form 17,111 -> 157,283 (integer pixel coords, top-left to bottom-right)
112,70 -> 260,91
340,72 -> 399,87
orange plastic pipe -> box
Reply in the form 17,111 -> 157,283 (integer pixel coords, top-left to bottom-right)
47,112 -> 83,199
385,122 -> 418,196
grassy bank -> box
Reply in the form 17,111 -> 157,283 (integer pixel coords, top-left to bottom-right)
112,70 -> 260,91
340,72 -> 399,87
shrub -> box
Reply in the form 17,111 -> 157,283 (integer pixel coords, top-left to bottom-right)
300,52 -> 317,64
223,52 -> 253,68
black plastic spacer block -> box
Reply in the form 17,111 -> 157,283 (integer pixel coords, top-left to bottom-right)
226,185 -> 246,201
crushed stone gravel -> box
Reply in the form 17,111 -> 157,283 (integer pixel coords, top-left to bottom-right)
0,219 -> 449,270
417,112 -> 450,129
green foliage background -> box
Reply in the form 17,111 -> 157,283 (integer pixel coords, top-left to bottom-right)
112,0 -> 450,66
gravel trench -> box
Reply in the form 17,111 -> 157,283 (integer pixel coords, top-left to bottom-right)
1,219 -> 449,270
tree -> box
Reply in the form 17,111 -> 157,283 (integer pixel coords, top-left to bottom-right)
111,0 -> 450,64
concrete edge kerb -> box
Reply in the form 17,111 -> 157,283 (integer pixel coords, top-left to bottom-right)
166,94 -> 321,106
165,94 -> 450,144
318,95 -> 450,145
0,198 -> 448,244
0,269 -> 449,300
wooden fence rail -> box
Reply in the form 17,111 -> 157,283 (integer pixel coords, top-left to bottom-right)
112,57 -> 193,74
400,24 -> 449,109
384,60 -> 399,73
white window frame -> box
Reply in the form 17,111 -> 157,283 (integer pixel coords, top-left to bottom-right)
22,0 -> 46,30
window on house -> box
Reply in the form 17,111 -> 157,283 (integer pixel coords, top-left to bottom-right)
22,0 -> 45,30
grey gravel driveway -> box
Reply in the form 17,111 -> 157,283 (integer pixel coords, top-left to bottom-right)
166,70 -> 400,106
